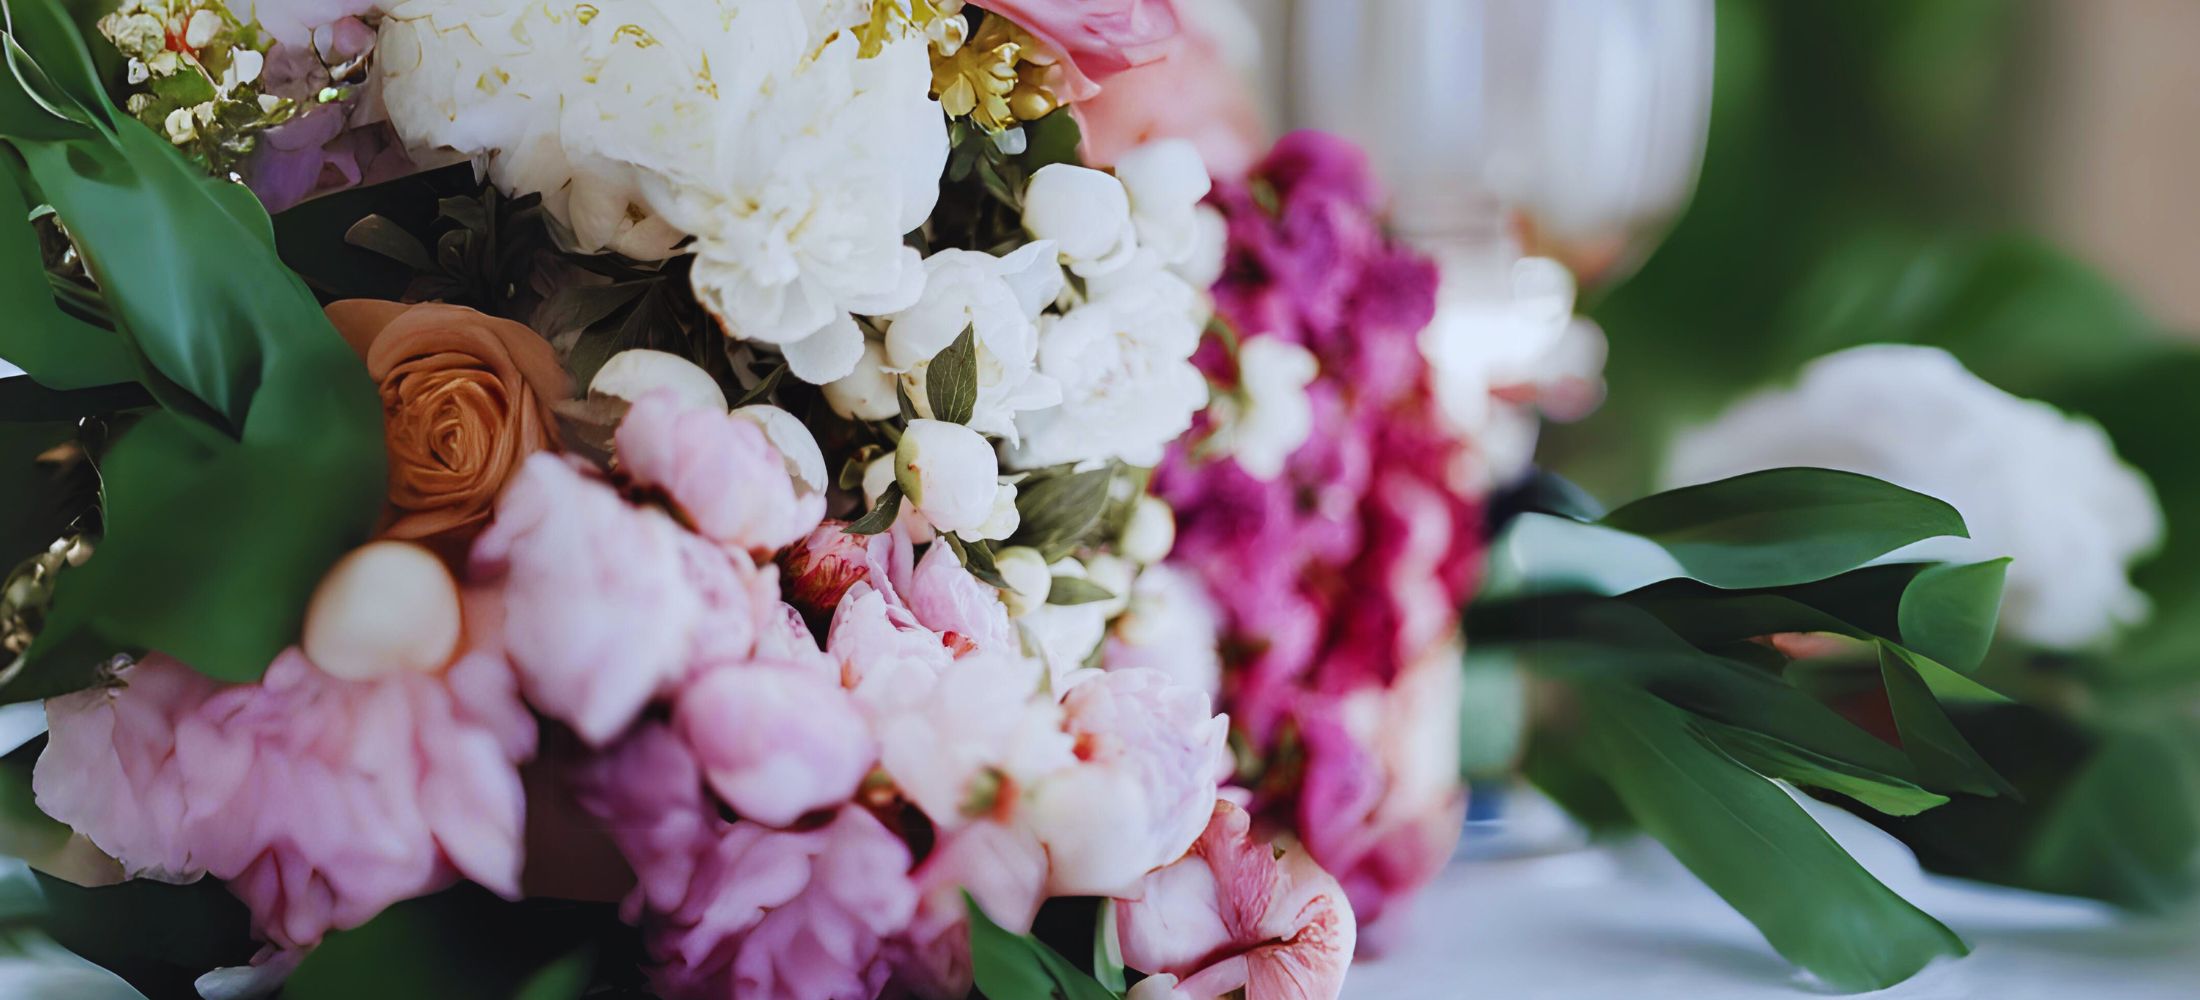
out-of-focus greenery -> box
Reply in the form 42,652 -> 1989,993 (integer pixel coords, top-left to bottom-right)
1531,0 -> 2200,912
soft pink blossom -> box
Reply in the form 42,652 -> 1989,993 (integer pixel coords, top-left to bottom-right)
1116,801 -> 1357,1000
983,0 -> 1182,101
674,661 -> 877,828
615,391 -> 826,557
470,454 -> 786,745
575,726 -> 918,1000
873,648 -> 1072,834
779,521 -> 875,616
1027,669 -> 1231,896
1074,19 -> 1264,177
34,648 -> 534,950
891,820 -> 1050,999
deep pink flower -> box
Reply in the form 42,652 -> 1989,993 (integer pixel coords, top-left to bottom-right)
34,648 -> 534,950
616,391 -> 827,558
1116,801 -> 1357,1000
982,0 -> 1182,101
575,725 -> 919,1000
1156,132 -> 1480,942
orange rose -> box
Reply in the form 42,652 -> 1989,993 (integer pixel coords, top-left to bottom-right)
325,300 -> 571,550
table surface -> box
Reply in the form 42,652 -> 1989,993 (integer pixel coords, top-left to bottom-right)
1345,797 -> 2200,999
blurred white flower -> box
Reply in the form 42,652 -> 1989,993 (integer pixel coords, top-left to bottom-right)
1209,337 -> 1317,480
885,244 -> 1066,441
897,419 -> 1003,536
1023,164 -> 1138,278
1009,265 -> 1209,469
1103,564 -> 1223,700
590,349 -> 728,413
824,340 -> 903,422
1666,344 -> 2162,650
379,0 -> 945,384
1119,495 -> 1176,564
995,545 -> 1054,617
1420,251 -> 1606,490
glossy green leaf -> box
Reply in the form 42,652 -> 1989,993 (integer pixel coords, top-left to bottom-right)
1579,685 -> 1967,991
1,1 -> 386,692
1875,642 -> 2016,798
845,482 -> 904,536
966,893 -> 1118,1000
1046,576 -> 1115,606
1598,468 -> 1967,588
1011,467 -> 1112,561
1697,720 -> 1948,816
0,163 -> 133,391
926,325 -> 978,425
1895,559 -> 2006,673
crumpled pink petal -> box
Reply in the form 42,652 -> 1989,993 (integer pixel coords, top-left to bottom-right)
615,391 -> 826,557
34,648 -> 534,950
1116,801 -> 1357,1000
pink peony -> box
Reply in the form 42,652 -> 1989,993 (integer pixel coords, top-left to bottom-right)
615,391 -> 827,557
1116,801 -> 1357,1000
1073,14 -> 1265,177
779,521 -> 875,616
575,726 -> 918,1000
1027,669 -> 1231,896
470,454 -> 786,745
891,820 -> 1051,999
34,648 -> 534,950
674,661 -> 877,828
982,0 -> 1182,101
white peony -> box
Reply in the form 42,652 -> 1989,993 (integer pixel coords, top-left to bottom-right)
1023,164 -> 1138,278
379,0 -> 946,384
897,419 -> 1005,536
824,340 -> 902,422
1102,564 -> 1224,700
877,244 -> 1066,441
1207,337 -> 1317,481
1666,345 -> 2162,650
1008,264 -> 1210,469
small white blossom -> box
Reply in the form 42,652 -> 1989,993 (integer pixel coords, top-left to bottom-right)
1119,495 -> 1176,565
183,8 -> 221,50
1667,345 -> 2162,650
824,340 -> 903,422
995,546 -> 1053,616
590,349 -> 727,413
1113,140 -> 1212,269
731,405 -> 828,496
897,419 -> 1003,535
1023,164 -> 1137,278
162,107 -> 198,143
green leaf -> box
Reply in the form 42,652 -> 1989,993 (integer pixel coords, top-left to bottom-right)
1011,467 -> 1112,561
1,2 -> 387,691
1697,720 -> 1949,816
344,214 -> 435,273
1091,899 -> 1125,993
1578,685 -> 1966,991
1895,559 -> 2006,673
1598,468 -> 1968,589
845,482 -> 904,536
2020,717 -> 2200,911
1875,642 -> 2016,798
0,162 -> 135,391
1018,109 -> 1085,172
733,362 -> 787,408
1046,576 -> 1115,606
965,893 -> 1118,1000
926,324 -> 978,425
943,533 -> 1012,589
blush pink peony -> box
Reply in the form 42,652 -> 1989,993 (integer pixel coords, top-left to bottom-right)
34,647 -> 534,950
982,0 -> 1182,101
615,391 -> 827,557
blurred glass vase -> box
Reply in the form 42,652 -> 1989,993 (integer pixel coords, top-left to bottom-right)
1292,0 -> 1715,287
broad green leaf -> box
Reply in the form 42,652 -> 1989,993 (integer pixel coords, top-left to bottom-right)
845,482 -> 905,535
1698,720 -> 1948,816
1091,899 -> 1126,993
966,893 -> 1118,1000
1011,467 -> 1112,561
1046,576 -> 1115,606
1875,642 -> 2016,798
1,1 -> 388,691
0,162 -> 134,390
1598,468 -> 1967,589
1579,686 -> 1966,991
2020,718 -> 2200,912
1895,559 -> 2006,673
926,325 -> 978,426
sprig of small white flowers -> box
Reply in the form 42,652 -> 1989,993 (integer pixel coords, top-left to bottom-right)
99,0 -> 291,170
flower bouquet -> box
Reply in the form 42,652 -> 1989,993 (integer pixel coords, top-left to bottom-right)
0,1 -> 2090,999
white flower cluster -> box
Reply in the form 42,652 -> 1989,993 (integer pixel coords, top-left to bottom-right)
378,0 -> 944,382
1666,345 -> 2163,650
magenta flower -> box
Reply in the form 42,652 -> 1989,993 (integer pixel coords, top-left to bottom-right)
34,648 -> 534,950
1115,801 -> 1357,1000
1156,131 -> 1480,942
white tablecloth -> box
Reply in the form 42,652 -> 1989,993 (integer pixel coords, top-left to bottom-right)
1346,798 -> 2200,999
